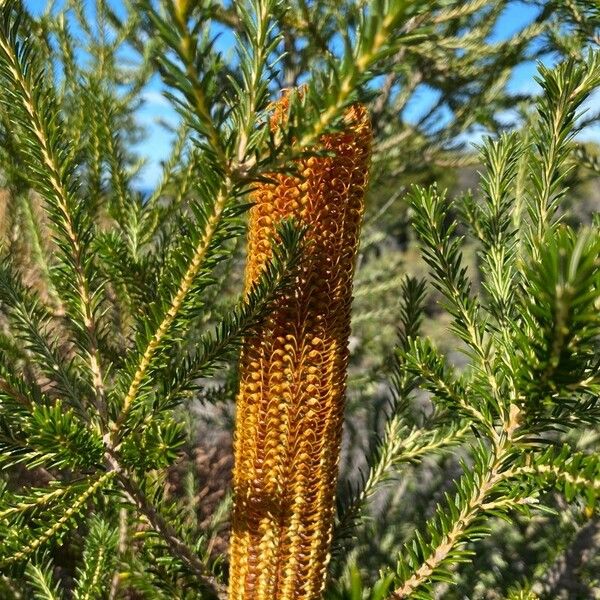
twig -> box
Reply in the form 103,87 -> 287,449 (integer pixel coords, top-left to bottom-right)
105,453 -> 227,600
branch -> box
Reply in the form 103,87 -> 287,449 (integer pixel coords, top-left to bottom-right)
390,442 -> 511,598
0,471 -> 115,568
0,2 -> 107,419
112,466 -> 227,600
111,185 -> 231,439
332,418 -> 469,571
509,463 -> 600,494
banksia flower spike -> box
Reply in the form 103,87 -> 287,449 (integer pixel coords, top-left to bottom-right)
229,98 -> 372,600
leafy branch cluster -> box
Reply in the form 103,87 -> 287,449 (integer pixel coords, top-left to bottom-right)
331,52 -> 600,600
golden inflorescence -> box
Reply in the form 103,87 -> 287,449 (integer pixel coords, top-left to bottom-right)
229,98 -> 372,600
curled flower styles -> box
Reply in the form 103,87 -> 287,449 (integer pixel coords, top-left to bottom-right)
229,100 -> 372,600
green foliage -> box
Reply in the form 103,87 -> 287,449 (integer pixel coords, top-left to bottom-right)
73,518 -> 118,600
370,52 -> 600,600
24,557 -> 62,600
0,0 -> 599,598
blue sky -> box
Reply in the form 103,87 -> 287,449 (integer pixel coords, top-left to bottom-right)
23,0 -> 600,189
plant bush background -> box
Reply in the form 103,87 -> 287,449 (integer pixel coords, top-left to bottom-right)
0,0 -> 599,599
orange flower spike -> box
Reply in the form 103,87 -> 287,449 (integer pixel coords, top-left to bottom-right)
230,99 -> 372,600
